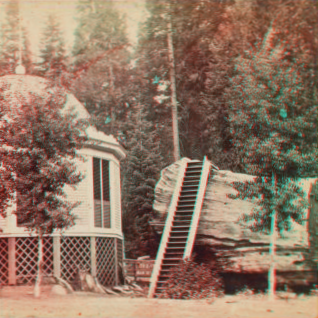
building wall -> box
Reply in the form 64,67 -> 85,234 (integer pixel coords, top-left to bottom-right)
0,146 -> 124,239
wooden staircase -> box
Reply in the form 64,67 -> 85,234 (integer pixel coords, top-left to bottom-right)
148,157 -> 211,298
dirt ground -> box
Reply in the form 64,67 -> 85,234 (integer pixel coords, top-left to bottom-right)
0,286 -> 317,318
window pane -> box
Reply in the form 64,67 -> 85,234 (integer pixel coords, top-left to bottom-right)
93,158 -> 101,200
102,160 -> 110,202
102,160 -> 111,228
93,158 -> 102,227
103,201 -> 111,228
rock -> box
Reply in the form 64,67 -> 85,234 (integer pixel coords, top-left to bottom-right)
51,284 -> 68,296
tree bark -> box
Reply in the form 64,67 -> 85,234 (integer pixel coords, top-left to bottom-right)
167,3 -> 180,162
268,172 -> 277,299
34,235 -> 43,298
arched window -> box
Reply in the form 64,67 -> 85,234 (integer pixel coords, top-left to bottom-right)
93,157 -> 111,228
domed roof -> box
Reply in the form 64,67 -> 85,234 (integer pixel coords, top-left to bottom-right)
0,75 -> 90,119
0,75 -> 125,160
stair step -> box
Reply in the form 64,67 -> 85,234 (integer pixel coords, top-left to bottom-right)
181,186 -> 199,190
174,215 -> 193,219
184,175 -> 201,180
171,227 -> 190,231
183,180 -> 200,183
186,167 -> 202,172
167,241 -> 186,245
170,230 -> 190,233
179,195 -> 197,200
165,248 -> 185,252
176,205 -> 195,209
178,197 -> 196,206
187,161 -> 203,166
180,190 -> 198,194
164,254 -> 183,259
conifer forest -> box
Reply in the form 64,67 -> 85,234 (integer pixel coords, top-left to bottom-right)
0,0 -> 317,262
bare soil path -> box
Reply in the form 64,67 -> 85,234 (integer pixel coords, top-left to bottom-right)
0,286 -> 317,318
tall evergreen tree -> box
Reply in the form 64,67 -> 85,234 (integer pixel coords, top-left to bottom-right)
37,14 -> 68,84
228,25 -> 317,298
122,103 -> 163,258
135,0 -> 231,165
71,0 -> 131,137
0,0 -> 33,75
204,0 -> 317,171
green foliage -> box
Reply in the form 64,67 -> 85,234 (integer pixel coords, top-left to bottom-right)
122,104 -> 163,258
71,0 -> 131,137
136,0 -> 232,164
228,22 -> 317,233
158,259 -> 224,300
36,14 -> 68,85
0,0 -> 33,75
0,85 -> 88,235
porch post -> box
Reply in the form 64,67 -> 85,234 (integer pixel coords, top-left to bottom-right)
53,236 -> 61,278
115,238 -> 118,285
8,237 -> 16,285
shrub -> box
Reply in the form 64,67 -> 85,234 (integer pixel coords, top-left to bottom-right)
158,259 -> 224,300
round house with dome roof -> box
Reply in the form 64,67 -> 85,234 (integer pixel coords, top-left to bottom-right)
0,74 -> 126,287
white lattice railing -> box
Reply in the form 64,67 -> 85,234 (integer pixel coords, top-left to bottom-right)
0,238 -> 8,285
183,156 -> 211,258
61,237 -> 91,282
96,237 -> 116,286
148,159 -> 188,298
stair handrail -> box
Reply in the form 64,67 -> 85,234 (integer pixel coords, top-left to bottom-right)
183,156 -> 211,258
148,159 -> 188,298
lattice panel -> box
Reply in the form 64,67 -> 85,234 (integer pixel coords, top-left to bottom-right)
96,237 -> 116,286
0,238 -> 8,285
61,237 -> 91,282
43,237 -> 53,276
16,237 -> 38,285
117,239 -> 123,266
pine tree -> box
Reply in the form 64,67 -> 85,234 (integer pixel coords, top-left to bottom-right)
0,0 -> 33,75
71,0 -> 131,137
37,14 -> 68,84
0,85 -> 88,297
204,0 -> 317,171
228,25 -> 317,298
122,103 -> 163,258
136,0 -> 231,163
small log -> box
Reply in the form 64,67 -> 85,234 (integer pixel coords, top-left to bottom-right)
130,282 -> 143,292
103,286 -> 119,296
93,277 -> 106,294
125,276 -> 135,285
54,276 -> 74,293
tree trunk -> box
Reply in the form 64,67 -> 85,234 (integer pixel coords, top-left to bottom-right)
167,3 -> 180,162
268,209 -> 277,299
90,0 -> 96,13
268,172 -> 277,299
34,235 -> 43,298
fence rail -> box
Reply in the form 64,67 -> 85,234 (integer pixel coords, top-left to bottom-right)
124,259 -> 154,283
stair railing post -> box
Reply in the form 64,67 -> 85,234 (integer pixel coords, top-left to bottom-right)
183,156 -> 211,259
148,159 -> 188,298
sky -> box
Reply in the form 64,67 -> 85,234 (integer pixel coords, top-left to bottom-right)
0,0 -> 146,60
